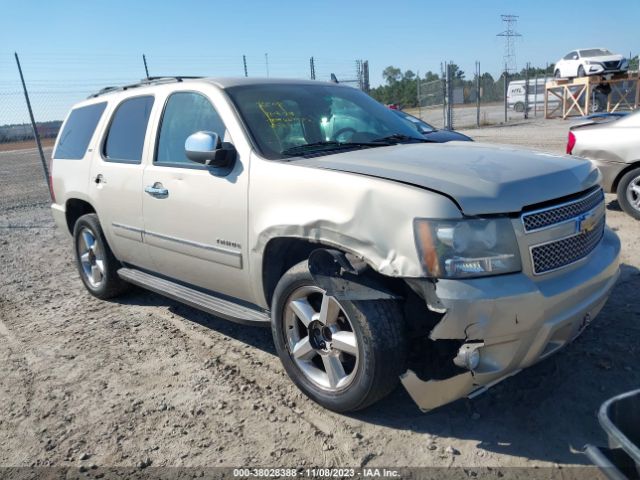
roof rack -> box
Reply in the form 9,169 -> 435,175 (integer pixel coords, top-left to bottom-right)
87,76 -> 204,99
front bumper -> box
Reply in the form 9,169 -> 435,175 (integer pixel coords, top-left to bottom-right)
588,159 -> 626,193
586,64 -> 628,75
401,228 -> 620,411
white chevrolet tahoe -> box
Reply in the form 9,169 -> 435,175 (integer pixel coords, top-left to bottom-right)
51,77 -> 620,412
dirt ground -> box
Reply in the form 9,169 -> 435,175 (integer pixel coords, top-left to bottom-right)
0,120 -> 638,474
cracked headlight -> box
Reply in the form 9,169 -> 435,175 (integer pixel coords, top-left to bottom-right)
414,218 -> 521,278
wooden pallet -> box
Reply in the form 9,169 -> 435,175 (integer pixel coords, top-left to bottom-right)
544,72 -> 639,119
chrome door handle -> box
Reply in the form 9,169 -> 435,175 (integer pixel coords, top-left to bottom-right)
144,183 -> 169,198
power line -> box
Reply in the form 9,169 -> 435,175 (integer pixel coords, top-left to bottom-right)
497,14 -> 522,74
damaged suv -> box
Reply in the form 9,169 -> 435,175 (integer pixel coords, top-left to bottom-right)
51,77 -> 620,412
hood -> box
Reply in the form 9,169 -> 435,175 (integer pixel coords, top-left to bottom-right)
294,142 -> 600,215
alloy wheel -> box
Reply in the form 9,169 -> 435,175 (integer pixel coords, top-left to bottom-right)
77,227 -> 105,288
284,286 -> 359,391
626,175 -> 640,213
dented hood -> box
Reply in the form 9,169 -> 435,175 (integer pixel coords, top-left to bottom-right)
295,142 -> 600,215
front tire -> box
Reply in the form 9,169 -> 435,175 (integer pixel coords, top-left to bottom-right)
73,213 -> 130,299
271,261 -> 407,412
578,65 -> 586,77
554,69 -> 562,79
617,168 -> 640,220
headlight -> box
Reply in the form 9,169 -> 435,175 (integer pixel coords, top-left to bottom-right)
414,218 -> 521,278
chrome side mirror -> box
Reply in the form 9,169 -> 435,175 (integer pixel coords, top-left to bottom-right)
185,131 -> 235,167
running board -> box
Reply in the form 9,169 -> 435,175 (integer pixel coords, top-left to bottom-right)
117,268 -> 270,326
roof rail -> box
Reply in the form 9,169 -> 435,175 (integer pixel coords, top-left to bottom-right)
87,76 -> 205,99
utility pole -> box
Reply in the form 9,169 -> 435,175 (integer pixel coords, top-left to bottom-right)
15,52 -> 50,199
243,55 -> 248,77
143,54 -> 150,79
310,57 -> 316,80
497,14 -> 522,74
265,53 -> 269,78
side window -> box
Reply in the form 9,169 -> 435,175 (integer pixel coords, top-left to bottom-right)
156,92 -> 226,166
103,96 -> 154,163
564,51 -> 576,60
53,102 -> 107,159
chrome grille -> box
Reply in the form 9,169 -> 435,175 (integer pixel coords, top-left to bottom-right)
522,189 -> 604,232
531,217 -> 605,274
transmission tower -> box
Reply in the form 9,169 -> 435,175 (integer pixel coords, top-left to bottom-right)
497,14 -> 521,74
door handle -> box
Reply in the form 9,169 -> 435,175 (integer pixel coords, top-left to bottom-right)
94,174 -> 106,184
144,182 -> 169,198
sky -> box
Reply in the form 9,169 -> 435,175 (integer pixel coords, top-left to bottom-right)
1,0 -> 638,123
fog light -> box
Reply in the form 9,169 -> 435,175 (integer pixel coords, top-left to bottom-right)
453,343 -> 484,370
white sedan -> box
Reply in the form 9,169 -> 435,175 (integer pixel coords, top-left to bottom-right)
554,48 -> 629,79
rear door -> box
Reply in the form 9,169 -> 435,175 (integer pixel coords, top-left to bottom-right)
88,95 -> 156,269
141,88 -> 252,301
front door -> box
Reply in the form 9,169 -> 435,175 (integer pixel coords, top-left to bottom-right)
141,90 -> 252,302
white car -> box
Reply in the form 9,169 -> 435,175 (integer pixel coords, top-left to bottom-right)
554,48 -> 629,79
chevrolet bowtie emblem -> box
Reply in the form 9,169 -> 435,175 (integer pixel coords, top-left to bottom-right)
576,211 -> 598,234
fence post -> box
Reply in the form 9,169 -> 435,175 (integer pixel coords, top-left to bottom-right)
143,54 -> 150,79
504,65 -> 508,123
416,71 -> 421,118
533,70 -> 538,117
14,52 -> 51,200
476,61 -> 480,127
524,62 -> 530,119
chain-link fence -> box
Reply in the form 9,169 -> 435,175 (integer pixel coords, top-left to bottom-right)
411,59 -> 639,131
0,53 -> 368,213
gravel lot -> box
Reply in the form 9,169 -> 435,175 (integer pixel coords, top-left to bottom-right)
1,120 -> 638,474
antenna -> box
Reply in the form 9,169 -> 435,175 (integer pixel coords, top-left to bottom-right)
497,14 -> 522,74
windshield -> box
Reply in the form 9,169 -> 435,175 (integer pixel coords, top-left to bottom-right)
580,48 -> 613,57
225,83 -> 423,159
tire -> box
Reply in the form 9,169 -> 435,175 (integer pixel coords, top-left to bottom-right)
577,65 -> 586,78
514,102 -> 525,113
271,260 -> 407,412
554,69 -> 561,79
617,168 -> 640,220
73,213 -> 130,299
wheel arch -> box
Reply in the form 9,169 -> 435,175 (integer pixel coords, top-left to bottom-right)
260,237 -> 406,309
611,161 -> 640,194
65,198 -> 96,234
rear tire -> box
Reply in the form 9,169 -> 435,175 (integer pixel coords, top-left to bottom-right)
617,168 -> 640,220
554,69 -> 562,79
73,213 -> 130,299
514,102 -> 525,113
271,260 -> 407,412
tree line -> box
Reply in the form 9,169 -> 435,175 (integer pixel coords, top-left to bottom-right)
370,56 -> 639,108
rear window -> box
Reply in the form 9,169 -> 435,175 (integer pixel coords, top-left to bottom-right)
103,96 -> 154,163
53,102 -> 107,159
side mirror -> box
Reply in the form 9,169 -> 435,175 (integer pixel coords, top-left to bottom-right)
185,131 -> 235,167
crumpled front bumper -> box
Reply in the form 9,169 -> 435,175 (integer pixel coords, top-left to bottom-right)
401,227 -> 621,412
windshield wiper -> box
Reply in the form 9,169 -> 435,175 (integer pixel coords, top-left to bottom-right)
281,140 -> 390,157
372,133 -> 434,143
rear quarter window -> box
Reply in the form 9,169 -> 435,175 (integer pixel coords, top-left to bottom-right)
53,102 -> 107,159
103,96 -> 155,163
